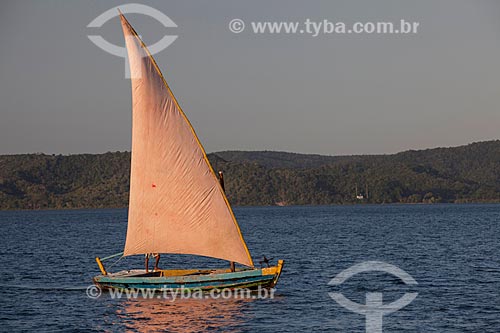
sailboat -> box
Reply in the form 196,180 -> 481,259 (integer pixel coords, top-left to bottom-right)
92,13 -> 283,292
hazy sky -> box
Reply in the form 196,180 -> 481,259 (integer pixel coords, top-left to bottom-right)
1,0 -> 499,155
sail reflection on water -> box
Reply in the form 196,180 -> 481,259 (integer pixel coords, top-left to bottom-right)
115,297 -> 251,333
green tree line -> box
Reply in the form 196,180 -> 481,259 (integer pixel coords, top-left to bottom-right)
0,141 -> 499,210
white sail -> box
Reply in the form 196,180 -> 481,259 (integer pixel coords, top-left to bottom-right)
120,14 -> 253,267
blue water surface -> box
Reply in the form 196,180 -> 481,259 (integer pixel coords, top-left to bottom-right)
0,204 -> 499,332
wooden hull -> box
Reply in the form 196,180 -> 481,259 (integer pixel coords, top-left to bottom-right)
93,260 -> 283,292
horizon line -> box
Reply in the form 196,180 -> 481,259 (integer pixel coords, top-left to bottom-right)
1,139 -> 498,158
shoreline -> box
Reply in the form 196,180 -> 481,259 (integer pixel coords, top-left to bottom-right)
1,200 -> 500,213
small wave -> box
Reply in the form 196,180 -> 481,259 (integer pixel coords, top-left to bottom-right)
0,284 -> 90,291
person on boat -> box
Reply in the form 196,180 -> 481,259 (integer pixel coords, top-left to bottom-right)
145,253 -> 160,272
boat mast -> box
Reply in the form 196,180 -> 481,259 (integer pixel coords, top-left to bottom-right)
219,171 -> 235,272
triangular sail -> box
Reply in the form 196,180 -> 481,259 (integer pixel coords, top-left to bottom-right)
120,14 -> 253,267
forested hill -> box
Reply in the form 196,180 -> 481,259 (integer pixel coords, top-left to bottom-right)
0,141 -> 499,210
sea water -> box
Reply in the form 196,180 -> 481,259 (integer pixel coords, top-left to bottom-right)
0,204 -> 499,332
